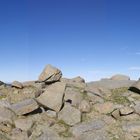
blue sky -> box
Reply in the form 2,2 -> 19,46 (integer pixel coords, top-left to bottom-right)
0,0 -> 140,82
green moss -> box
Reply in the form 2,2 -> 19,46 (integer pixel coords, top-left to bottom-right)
109,87 -> 131,105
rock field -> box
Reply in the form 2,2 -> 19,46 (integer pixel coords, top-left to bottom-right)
0,64 -> 140,140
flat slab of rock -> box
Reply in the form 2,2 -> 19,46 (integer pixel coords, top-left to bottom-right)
11,99 -> 39,115
37,82 -> 66,112
120,107 -> 134,115
58,103 -> 81,126
70,119 -> 105,136
38,64 -> 62,82
0,107 -> 16,124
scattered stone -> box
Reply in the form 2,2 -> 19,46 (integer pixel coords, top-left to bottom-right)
58,103 -> 81,126
12,81 -> 23,89
64,87 -> 83,107
37,82 -> 66,112
79,100 -> 91,113
0,107 -> 16,124
38,64 -> 62,82
14,118 -> 33,131
94,102 -> 115,114
122,121 -> 140,134
46,110 -> 57,118
110,74 -> 130,81
111,109 -> 121,120
120,106 -> 134,115
11,99 -> 39,115
70,119 -> 105,136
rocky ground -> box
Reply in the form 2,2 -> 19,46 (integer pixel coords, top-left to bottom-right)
0,64 -> 140,140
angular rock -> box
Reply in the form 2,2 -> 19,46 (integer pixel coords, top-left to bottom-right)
94,102 -> 115,114
70,119 -> 105,136
110,74 -> 130,80
14,118 -> 33,131
38,64 -> 62,82
79,100 -> 91,113
129,80 -> 140,94
122,121 -> 140,134
58,103 -> 81,126
134,102 -> 140,114
11,99 -> 39,115
12,81 -> 23,89
120,106 -> 134,115
46,110 -> 57,118
0,107 -> 16,124
111,109 -> 121,120
64,87 -> 83,107
37,82 -> 66,112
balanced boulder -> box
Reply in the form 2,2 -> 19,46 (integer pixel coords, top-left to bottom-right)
12,81 -> 23,89
38,64 -> 62,83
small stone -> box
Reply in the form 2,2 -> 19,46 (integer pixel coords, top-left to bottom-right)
94,102 -> 114,114
46,110 -> 57,118
120,106 -> 134,115
14,118 -> 33,131
11,99 -> 39,115
79,100 -> 91,113
111,109 -> 121,120
58,103 -> 81,126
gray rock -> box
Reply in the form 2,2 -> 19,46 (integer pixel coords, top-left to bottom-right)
58,103 -> 81,126
14,118 -> 33,131
78,100 -> 91,113
110,74 -> 130,80
0,107 -> 16,124
70,119 -> 105,136
37,82 -> 66,112
119,106 -> 134,115
38,64 -> 62,82
12,81 -> 23,89
122,121 -> 140,134
129,80 -> 140,94
134,102 -> 140,114
46,110 -> 57,118
11,99 -> 39,115
64,87 -> 83,107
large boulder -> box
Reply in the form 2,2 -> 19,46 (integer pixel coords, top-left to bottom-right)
37,82 -> 66,112
129,80 -> 140,94
38,64 -> 62,83
110,74 -> 130,81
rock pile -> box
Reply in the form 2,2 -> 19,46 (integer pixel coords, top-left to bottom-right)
0,64 -> 140,140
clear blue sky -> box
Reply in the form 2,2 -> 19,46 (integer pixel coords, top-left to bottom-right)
0,0 -> 140,82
